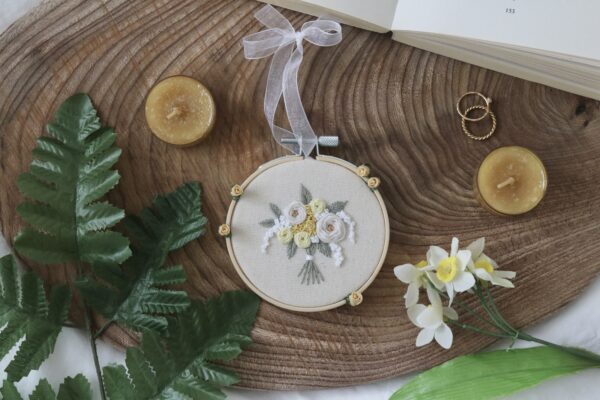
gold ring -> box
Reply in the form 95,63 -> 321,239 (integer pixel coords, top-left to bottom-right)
461,105 -> 496,141
456,91 -> 492,122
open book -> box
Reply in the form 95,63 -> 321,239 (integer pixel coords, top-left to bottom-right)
261,0 -> 600,100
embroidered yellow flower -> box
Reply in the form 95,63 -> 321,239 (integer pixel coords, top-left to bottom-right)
294,231 -> 312,249
309,199 -> 326,215
277,227 -> 293,244
292,205 -> 317,236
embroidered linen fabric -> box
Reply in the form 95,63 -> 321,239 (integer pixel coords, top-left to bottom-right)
230,158 -> 386,308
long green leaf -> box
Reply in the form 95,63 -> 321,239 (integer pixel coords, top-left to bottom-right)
0,255 -> 71,382
103,291 -> 260,400
76,182 -> 207,333
390,346 -> 600,400
14,93 -> 131,266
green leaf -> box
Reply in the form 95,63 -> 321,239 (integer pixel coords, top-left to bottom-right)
0,381 -> 23,400
287,241 -> 297,259
76,183 -> 207,333
327,201 -> 347,213
0,255 -> 71,382
0,375 -> 92,400
259,219 -> 275,228
14,93 -> 131,266
389,346 -> 600,400
29,379 -> 56,400
300,184 -> 312,204
269,203 -> 281,217
318,242 -> 331,257
103,291 -> 260,400
57,375 -> 92,400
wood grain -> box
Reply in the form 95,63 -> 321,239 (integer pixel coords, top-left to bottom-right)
1,0 -> 600,390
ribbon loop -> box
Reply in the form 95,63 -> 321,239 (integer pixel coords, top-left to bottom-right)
242,5 -> 342,156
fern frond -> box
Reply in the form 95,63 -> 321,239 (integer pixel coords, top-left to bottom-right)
0,255 -> 71,382
14,93 -> 131,266
103,291 -> 260,400
76,182 -> 207,333
1,374 -> 92,399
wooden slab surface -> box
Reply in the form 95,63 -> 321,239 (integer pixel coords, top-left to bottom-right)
1,0 -> 600,390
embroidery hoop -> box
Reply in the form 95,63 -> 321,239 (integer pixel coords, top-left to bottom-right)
224,154 -> 390,312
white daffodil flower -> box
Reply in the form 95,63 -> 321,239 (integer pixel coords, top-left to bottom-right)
407,288 -> 458,349
427,237 -> 475,303
394,260 -> 435,307
466,237 -> 516,288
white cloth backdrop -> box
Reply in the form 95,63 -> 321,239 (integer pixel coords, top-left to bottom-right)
1,2 -> 599,398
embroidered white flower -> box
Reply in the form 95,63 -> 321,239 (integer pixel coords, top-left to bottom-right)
427,237 -> 475,304
394,260 -> 435,307
284,201 -> 307,225
407,288 -> 458,349
259,185 -> 356,284
466,238 -> 516,288
316,213 -> 346,243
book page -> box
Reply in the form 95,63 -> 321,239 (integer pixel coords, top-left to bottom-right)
393,0 -> 599,61
262,0 -> 399,31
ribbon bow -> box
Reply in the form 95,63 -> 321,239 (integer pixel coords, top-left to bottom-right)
243,5 -> 342,156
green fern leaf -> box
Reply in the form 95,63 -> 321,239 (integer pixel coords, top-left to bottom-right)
14,93 -> 131,266
76,182 -> 207,333
1,374 -> 92,400
103,291 -> 260,400
0,255 -> 71,382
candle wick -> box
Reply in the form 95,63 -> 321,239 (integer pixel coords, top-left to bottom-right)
166,107 -> 182,120
497,176 -> 516,189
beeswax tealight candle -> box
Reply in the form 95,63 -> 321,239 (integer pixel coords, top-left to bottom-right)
145,76 -> 216,146
475,146 -> 547,215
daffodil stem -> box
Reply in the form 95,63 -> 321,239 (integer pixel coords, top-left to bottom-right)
482,285 -> 518,334
434,286 -> 499,331
473,285 -> 513,335
449,321 -> 510,339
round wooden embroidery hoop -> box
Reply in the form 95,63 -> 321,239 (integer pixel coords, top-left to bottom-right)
224,155 -> 390,312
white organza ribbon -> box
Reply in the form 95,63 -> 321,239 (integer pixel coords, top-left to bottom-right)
243,5 -> 342,156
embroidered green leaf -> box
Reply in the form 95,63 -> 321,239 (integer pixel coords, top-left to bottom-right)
14,93 -> 131,266
269,203 -> 282,218
389,346 -> 600,400
76,182 -> 207,334
1,374 -> 93,400
328,201 -> 347,213
318,242 -> 332,257
0,255 -> 71,382
287,241 -> 297,259
259,219 -> 276,228
103,291 -> 260,400
300,185 -> 312,204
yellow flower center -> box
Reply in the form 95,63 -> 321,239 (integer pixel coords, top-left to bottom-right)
415,260 -> 428,269
475,259 -> 494,274
291,205 -> 316,236
436,257 -> 458,283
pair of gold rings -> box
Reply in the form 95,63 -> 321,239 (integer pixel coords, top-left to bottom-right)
456,91 -> 496,141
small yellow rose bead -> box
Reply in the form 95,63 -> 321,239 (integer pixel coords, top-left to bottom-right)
367,177 -> 381,190
218,224 -> 231,237
356,165 -> 370,178
230,184 -> 243,199
347,292 -> 363,307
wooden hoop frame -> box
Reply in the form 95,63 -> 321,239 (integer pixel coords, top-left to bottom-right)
225,155 -> 390,312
